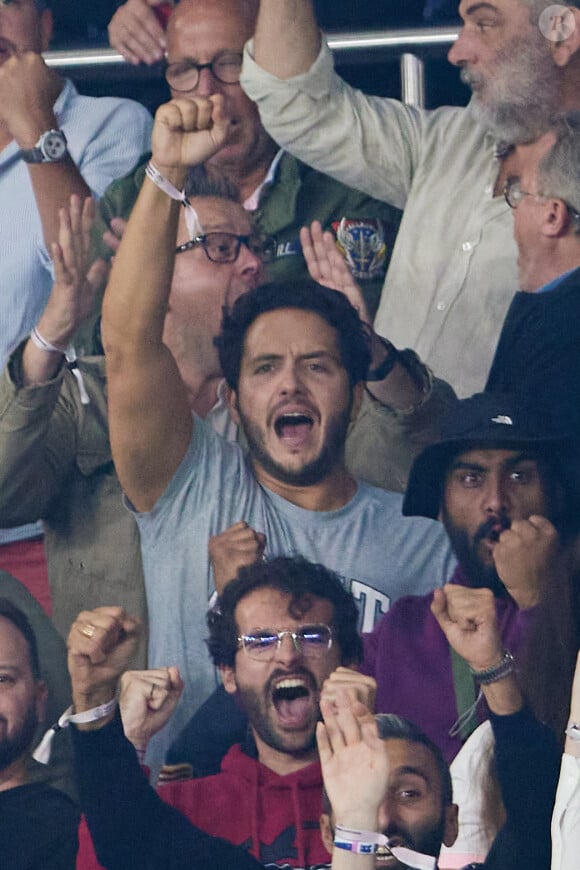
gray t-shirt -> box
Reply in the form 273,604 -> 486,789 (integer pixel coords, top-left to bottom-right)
134,416 -> 456,767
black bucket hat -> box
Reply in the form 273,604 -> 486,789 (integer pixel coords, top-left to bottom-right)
403,392 -> 574,519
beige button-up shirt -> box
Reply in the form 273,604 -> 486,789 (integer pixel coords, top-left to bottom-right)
242,39 -> 519,397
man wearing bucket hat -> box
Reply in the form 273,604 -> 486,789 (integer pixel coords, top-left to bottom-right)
359,391 -> 580,764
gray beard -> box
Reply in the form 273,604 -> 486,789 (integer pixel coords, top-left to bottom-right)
466,93 -> 557,145
460,29 -> 562,145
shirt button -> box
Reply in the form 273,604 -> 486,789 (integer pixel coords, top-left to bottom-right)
436,301 -> 447,311
462,241 -> 473,252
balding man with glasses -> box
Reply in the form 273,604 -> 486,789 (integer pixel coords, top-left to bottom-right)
93,0 -> 402,321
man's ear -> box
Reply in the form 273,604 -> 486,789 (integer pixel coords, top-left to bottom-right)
226,386 -> 241,425
35,680 -> 49,723
542,197 -> 576,237
319,813 -> 334,856
40,9 -> 53,51
548,6 -> 580,67
219,664 -> 238,695
442,803 -> 459,847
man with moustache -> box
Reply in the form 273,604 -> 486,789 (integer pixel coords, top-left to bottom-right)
0,178 -> 264,668
359,391 -> 580,763
100,94 -> 455,773
241,0 -> 580,396
68,556 -> 373,868
0,598 -> 79,868
92,0 -> 401,323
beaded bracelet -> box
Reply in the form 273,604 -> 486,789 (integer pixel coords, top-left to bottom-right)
470,650 -> 515,685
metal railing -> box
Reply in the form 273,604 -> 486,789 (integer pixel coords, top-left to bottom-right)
44,26 -> 460,108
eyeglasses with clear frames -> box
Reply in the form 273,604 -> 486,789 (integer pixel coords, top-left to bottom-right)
237,624 -> 333,661
175,232 -> 276,264
165,52 -> 243,92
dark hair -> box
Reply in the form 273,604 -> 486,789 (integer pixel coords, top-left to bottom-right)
183,165 -> 240,203
207,555 -> 363,668
374,714 -> 453,808
0,598 -> 41,679
215,280 -> 372,391
322,713 -> 453,816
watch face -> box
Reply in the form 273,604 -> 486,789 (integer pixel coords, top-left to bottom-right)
42,131 -> 67,161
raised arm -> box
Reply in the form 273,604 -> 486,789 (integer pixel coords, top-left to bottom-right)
253,0 -> 321,79
0,197 -> 107,525
101,96 -> 231,511
431,585 -> 524,716
0,52 -> 90,250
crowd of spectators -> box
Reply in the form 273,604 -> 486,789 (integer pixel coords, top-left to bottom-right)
1,1 -> 579,869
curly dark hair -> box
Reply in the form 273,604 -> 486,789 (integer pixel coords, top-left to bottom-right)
214,280 -> 372,391
207,555 -> 363,668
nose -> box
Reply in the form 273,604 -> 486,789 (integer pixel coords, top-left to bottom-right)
447,27 -> 475,67
377,798 -> 398,835
236,243 -> 263,282
481,474 -> 509,515
194,65 -> 223,98
274,632 -> 302,666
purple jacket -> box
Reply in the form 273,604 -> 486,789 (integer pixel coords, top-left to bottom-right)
360,566 -> 537,762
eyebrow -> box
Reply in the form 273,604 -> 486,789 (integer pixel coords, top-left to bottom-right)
248,350 -> 341,365
392,765 -> 431,786
449,452 -> 538,473
463,2 -> 502,15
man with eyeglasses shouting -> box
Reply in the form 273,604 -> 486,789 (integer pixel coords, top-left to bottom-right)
94,0 -> 402,321
67,556 -> 376,868
485,110 -> 580,435
0,172 -> 265,671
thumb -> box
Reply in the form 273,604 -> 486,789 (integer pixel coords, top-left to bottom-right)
209,94 -> 234,148
430,588 -> 451,630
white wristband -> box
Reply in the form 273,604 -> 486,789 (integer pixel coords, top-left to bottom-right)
33,698 -> 118,764
334,826 -> 436,870
29,326 -> 90,406
145,161 -> 201,240
30,325 -> 68,355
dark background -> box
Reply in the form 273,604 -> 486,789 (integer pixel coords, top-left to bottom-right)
48,0 -> 470,111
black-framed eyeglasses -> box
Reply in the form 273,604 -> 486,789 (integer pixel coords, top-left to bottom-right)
165,52 -> 243,92
175,232 -> 276,264
237,624 -> 333,661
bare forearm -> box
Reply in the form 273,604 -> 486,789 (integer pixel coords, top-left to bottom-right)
253,0 -> 321,78
28,161 -> 91,249
102,172 -> 183,355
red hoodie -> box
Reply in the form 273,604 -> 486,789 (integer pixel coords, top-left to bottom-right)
77,743 -> 330,868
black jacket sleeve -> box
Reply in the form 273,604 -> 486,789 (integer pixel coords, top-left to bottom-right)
484,706 -> 560,870
70,709 -> 264,870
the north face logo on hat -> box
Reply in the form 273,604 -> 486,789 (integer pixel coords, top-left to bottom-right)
490,415 -> 514,425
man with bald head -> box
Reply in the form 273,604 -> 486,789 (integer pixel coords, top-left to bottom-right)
93,0 -> 402,319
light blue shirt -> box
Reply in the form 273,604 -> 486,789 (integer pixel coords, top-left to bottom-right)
0,79 -> 152,545
0,78 -> 152,368
134,415 -> 456,769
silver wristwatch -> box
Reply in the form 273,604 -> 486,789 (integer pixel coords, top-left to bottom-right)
19,129 -> 68,164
